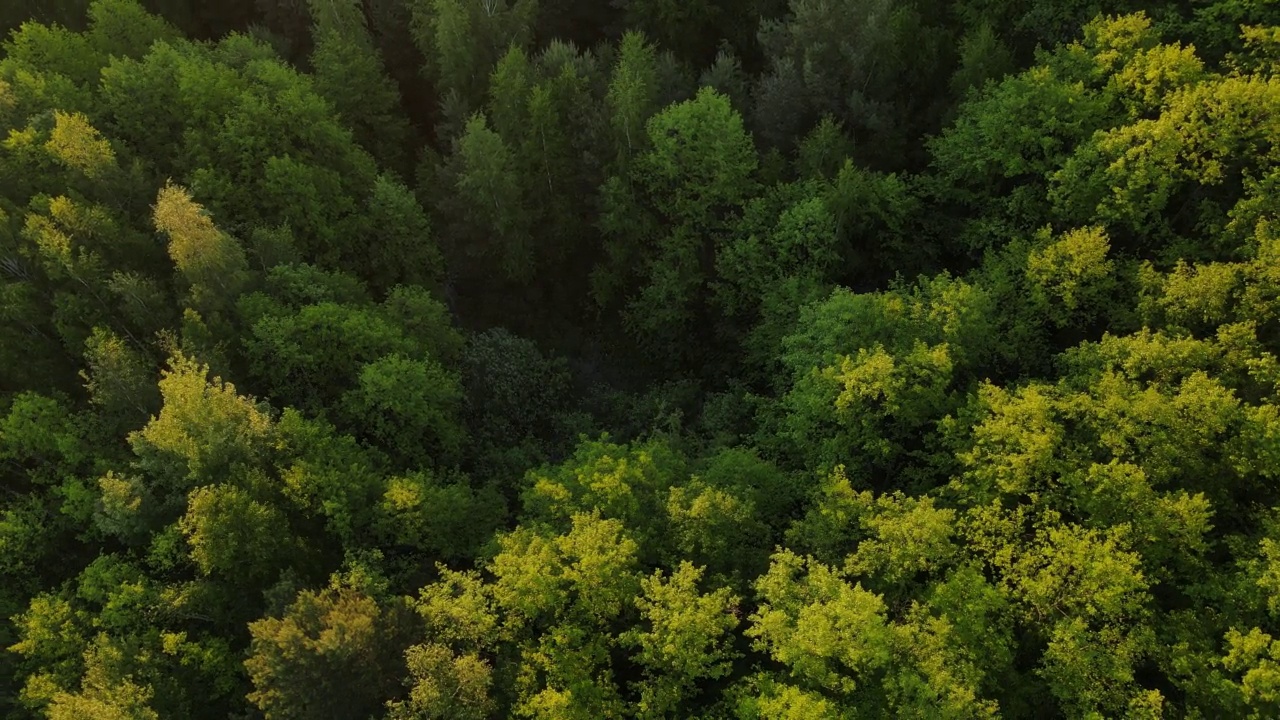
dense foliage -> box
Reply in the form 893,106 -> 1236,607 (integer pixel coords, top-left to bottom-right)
3,0 -> 1280,717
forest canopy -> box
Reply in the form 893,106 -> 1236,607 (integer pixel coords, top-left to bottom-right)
3,0 -> 1280,717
